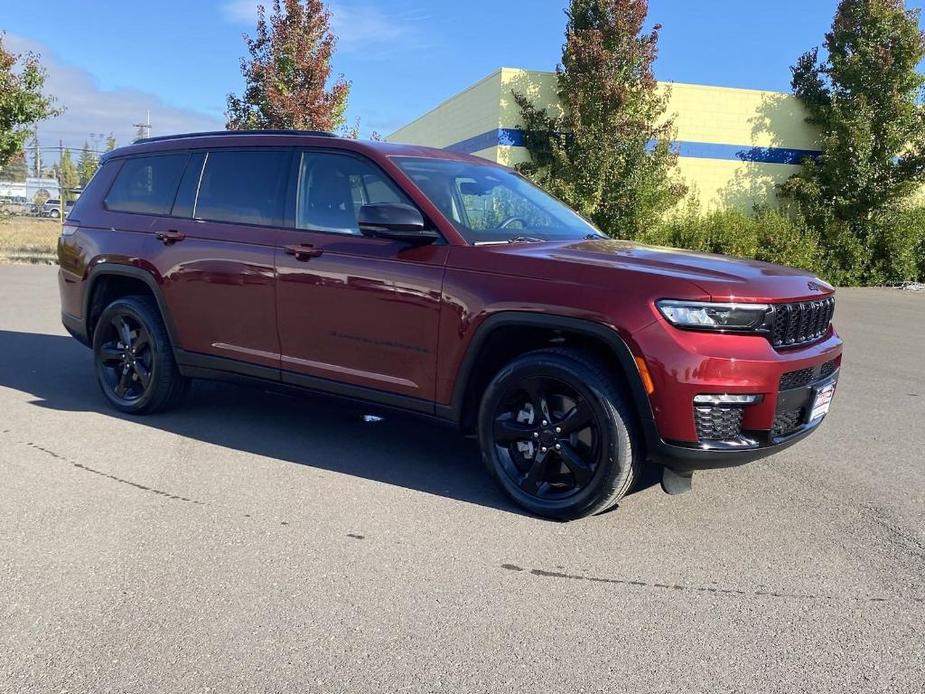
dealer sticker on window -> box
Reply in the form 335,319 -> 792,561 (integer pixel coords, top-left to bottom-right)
810,381 -> 837,423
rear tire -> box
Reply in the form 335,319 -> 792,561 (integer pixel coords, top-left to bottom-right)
477,348 -> 641,520
93,295 -> 189,414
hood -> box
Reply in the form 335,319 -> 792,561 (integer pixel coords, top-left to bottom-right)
492,239 -> 834,302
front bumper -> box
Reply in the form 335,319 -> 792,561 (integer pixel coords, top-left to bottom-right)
631,317 -> 843,471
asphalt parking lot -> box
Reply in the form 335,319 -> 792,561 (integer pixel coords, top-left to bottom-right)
0,264 -> 923,693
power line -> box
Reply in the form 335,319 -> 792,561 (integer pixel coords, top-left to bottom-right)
23,146 -> 109,155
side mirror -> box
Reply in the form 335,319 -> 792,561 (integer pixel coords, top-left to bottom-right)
358,203 -> 439,245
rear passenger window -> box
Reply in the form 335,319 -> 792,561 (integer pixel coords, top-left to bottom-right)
105,154 -> 187,215
194,150 -> 290,226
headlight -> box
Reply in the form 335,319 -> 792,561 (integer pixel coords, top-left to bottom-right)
656,300 -> 770,332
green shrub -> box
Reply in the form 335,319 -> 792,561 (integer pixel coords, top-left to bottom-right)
634,202 -> 925,286
636,204 -> 823,276
809,209 -> 925,286
751,207 -> 823,275
871,207 -> 925,285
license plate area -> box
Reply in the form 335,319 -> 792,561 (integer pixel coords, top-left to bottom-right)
809,379 -> 838,423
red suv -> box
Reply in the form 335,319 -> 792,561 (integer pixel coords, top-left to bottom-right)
58,131 -> 842,519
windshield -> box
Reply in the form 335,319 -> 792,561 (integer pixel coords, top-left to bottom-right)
391,157 -> 603,244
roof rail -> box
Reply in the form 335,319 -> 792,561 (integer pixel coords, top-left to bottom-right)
133,129 -> 338,144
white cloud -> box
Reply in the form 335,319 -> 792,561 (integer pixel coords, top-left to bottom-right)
221,1 -> 429,56
5,34 -> 222,162
222,0 -> 260,24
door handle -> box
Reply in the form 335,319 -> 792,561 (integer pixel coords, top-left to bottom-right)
155,229 -> 186,245
284,244 -> 324,261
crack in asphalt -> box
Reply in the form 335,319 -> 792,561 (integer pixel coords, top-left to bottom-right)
2,430 -> 206,505
500,564 -> 924,605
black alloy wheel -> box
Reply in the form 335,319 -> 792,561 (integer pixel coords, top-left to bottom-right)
492,376 -> 600,500
93,295 -> 189,414
478,348 -> 640,520
97,312 -> 154,403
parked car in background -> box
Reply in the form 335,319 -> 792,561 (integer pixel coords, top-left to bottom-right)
39,198 -> 75,218
57,130 -> 843,520
0,196 -> 31,216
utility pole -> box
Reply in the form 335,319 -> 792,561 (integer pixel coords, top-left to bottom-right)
32,126 -> 41,178
133,110 -> 152,140
59,139 -> 65,223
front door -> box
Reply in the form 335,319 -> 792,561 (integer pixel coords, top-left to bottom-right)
275,150 -> 447,407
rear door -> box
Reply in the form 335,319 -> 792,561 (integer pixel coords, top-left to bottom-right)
274,149 -> 447,406
140,148 -> 292,372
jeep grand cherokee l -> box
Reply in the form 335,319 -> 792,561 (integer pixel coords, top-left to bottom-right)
58,130 -> 842,520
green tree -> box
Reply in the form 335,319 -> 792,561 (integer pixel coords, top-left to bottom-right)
58,147 -> 78,202
780,0 -> 925,283
0,33 -> 60,167
77,140 -> 99,186
105,132 -> 117,151
513,0 -> 686,238
226,0 -> 350,132
0,151 -> 26,181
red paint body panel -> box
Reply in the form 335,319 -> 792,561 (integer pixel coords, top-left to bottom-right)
58,132 -> 844,463
146,218 -> 280,368
275,229 -> 447,399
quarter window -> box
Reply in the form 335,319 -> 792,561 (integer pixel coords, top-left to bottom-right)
194,150 -> 290,226
105,154 -> 187,215
297,152 -> 411,234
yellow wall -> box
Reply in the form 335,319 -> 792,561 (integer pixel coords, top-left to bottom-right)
387,70 -> 504,150
388,68 -> 820,211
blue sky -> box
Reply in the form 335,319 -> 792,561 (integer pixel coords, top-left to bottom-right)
3,0 -> 924,158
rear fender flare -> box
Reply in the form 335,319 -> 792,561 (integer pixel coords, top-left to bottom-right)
84,263 -> 180,349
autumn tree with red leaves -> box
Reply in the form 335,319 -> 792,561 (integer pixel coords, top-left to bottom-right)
515,0 -> 685,237
226,0 -> 350,132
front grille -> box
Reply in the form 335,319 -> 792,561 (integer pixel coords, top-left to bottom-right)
769,297 -> 835,348
819,359 -> 838,380
772,407 -> 805,438
779,358 -> 839,390
779,367 -> 814,390
694,406 -> 744,442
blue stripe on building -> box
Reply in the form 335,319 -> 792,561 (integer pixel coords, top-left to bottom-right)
446,128 -> 820,165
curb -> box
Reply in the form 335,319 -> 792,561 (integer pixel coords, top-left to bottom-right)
0,252 -> 58,265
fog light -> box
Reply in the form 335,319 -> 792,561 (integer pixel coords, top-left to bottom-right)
693,394 -> 762,406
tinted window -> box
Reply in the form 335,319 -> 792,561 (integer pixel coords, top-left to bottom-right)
171,152 -> 207,218
194,150 -> 290,226
297,152 -> 411,234
105,154 -> 187,215
392,157 -> 601,244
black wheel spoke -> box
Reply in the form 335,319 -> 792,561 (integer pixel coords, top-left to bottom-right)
520,449 -> 549,495
494,417 -> 536,443
557,400 -> 594,435
99,344 -> 123,365
558,443 -> 594,487
114,367 -> 132,398
133,332 -> 149,355
113,316 -> 132,347
522,379 -> 551,423
133,361 -> 151,388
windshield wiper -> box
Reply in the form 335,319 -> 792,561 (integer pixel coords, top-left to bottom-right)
506,235 -> 546,243
584,233 -> 607,240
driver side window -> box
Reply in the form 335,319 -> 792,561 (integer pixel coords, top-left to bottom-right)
454,176 -> 555,231
297,152 -> 411,235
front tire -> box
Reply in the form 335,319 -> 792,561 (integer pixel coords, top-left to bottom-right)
477,349 -> 641,520
93,295 -> 188,414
